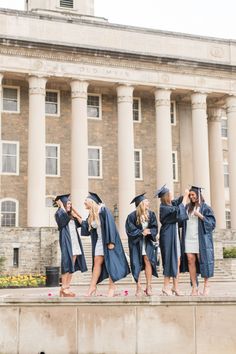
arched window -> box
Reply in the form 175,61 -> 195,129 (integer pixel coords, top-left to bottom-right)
0,199 -> 18,227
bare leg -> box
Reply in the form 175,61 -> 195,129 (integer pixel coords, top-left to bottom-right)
202,277 -> 210,296
86,256 -> 104,296
143,256 -> 153,295
187,253 -> 198,295
135,273 -> 143,296
162,276 -> 171,295
107,277 -> 116,297
172,257 -> 182,295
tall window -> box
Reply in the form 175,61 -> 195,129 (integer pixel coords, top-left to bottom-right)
1,141 -> 19,175
172,151 -> 178,181
88,147 -> 102,178
225,210 -> 231,229
0,199 -> 18,227
224,163 -> 229,188
221,117 -> 228,138
87,94 -> 101,119
60,0 -> 74,8
2,86 -> 20,113
46,144 -> 60,176
134,149 -> 142,180
13,248 -> 19,267
133,98 -> 141,122
45,90 -> 60,116
170,101 -> 176,125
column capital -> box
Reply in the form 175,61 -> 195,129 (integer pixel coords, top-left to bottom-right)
191,92 -> 207,110
226,95 -> 236,114
28,76 -> 47,95
154,88 -> 171,107
116,84 -> 134,104
207,107 -> 223,123
70,80 -> 89,99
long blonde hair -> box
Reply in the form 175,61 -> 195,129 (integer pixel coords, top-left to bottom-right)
136,200 -> 149,225
87,199 -> 100,230
161,192 -> 171,205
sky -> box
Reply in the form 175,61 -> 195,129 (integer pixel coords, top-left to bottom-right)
0,0 -> 236,40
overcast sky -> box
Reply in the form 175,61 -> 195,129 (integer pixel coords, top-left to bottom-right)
0,0 -> 236,40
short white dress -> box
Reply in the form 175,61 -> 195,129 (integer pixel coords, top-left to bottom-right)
92,220 -> 104,256
68,219 -> 82,256
141,220 -> 148,256
185,211 -> 199,254
176,223 -> 181,258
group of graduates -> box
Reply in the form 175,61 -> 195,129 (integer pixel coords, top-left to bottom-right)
54,185 -> 215,298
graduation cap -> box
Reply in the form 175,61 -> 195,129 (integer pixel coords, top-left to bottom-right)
53,194 -> 71,207
130,193 -> 146,207
87,192 -> 103,205
189,185 -> 204,201
154,184 -> 169,198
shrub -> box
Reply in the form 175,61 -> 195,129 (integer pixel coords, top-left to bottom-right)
223,247 -> 236,258
0,274 -> 46,288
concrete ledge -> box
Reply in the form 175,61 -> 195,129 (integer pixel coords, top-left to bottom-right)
1,294 -> 236,354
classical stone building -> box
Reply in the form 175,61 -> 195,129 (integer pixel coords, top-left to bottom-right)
0,0 -> 235,243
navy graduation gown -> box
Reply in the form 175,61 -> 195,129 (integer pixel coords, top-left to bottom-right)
81,206 -> 130,284
125,210 -> 158,283
159,197 -> 188,278
180,202 -> 216,278
55,208 -> 88,275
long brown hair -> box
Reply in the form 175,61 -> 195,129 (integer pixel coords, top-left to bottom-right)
160,192 -> 171,205
136,200 -> 149,225
187,192 -> 205,215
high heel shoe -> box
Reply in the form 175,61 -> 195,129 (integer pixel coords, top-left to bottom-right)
144,286 -> 153,296
107,286 -> 117,297
60,287 -> 76,298
171,288 -> 183,296
161,288 -> 172,296
135,286 -> 143,297
190,287 -> 199,296
85,287 -> 97,297
200,286 -> 210,296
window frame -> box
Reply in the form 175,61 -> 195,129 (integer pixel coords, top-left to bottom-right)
88,146 -> 103,179
172,151 -> 178,182
2,85 -> 20,114
45,144 -> 60,177
87,94 -> 102,120
0,198 -> 19,227
134,148 -> 143,180
45,89 -> 60,117
225,209 -> 231,229
221,116 -> 228,139
170,100 -> 176,125
0,140 -> 20,175
133,97 -> 142,123
59,0 -> 74,9
223,162 -> 229,188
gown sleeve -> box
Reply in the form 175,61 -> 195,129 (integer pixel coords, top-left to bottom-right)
80,219 -> 91,236
103,207 -> 117,245
160,202 -> 188,224
202,205 -> 216,233
147,211 -> 158,242
55,208 -> 70,230
125,213 -> 143,244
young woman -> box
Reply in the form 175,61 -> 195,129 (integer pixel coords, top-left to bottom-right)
80,192 -> 130,297
125,193 -> 158,296
54,194 -> 87,297
157,185 -> 189,296
181,186 -> 216,296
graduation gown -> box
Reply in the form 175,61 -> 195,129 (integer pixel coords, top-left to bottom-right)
159,197 -> 188,278
55,208 -> 88,275
180,202 -> 216,278
81,206 -> 130,284
125,210 -> 158,283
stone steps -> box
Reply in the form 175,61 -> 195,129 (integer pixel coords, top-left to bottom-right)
74,238 -> 235,285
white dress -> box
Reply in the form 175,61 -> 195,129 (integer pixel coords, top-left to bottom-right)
141,220 -> 148,256
176,223 -> 181,258
93,220 -> 104,256
185,210 -> 199,254
68,220 -> 82,256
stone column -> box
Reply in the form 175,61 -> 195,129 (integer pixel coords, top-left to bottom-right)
0,73 -> 3,140
70,80 -> 89,212
117,84 -> 135,237
226,96 -> 236,229
191,92 -> 211,203
155,89 -> 173,193
208,107 -> 226,229
27,76 -> 47,227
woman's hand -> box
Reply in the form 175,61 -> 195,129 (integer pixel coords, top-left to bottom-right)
57,199 -> 64,209
194,209 -> 204,220
142,228 -> 150,236
71,208 -> 82,223
182,189 -> 190,206
107,243 -> 115,250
